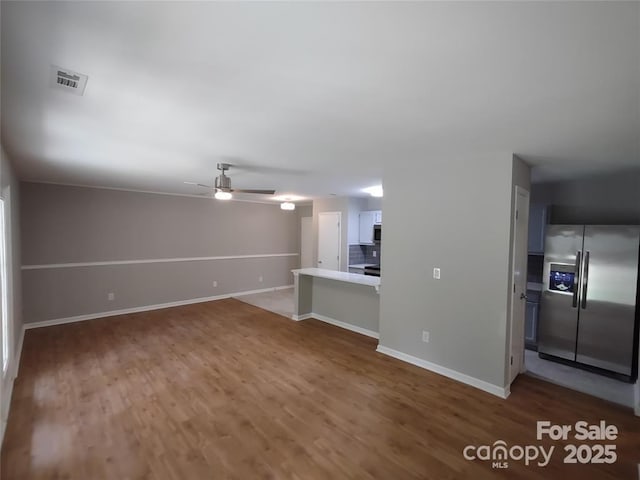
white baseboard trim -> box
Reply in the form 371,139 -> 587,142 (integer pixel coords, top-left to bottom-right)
0,412 -> 5,449
237,285 -> 294,294
13,325 -> 25,379
295,312 -> 379,339
24,285 -> 294,330
503,385 -> 511,399
376,345 -> 510,399
1,324 -> 25,447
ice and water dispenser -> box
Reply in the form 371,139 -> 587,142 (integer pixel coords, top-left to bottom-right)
548,264 -> 576,294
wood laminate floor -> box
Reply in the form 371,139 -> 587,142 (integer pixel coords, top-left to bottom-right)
2,299 -> 638,479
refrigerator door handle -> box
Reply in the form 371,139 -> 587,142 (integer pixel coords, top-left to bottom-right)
581,251 -> 590,309
572,250 -> 582,308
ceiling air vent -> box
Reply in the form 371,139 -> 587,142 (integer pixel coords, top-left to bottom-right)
50,65 -> 88,96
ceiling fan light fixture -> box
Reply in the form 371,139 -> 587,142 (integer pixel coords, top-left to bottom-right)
280,201 -> 295,211
214,190 -> 232,200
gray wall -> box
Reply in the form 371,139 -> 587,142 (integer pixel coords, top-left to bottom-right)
311,277 -> 379,334
296,205 -> 313,220
21,183 -> 300,323
366,197 -> 383,211
379,152 -> 518,390
532,168 -> 640,225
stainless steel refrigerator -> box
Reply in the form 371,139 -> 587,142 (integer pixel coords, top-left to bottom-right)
538,225 -> 640,381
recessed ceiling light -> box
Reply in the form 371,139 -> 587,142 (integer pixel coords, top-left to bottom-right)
362,185 -> 383,197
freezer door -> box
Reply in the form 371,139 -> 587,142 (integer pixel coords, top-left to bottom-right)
575,226 -> 640,375
538,225 -> 585,360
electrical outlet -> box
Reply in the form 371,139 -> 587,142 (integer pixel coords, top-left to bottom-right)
433,268 -> 441,280
213,281 -> 218,288
108,292 -> 115,301
258,275 -> 263,283
422,330 -> 430,343
373,250 -> 377,258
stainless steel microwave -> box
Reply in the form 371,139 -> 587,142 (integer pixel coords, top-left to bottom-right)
373,224 -> 381,243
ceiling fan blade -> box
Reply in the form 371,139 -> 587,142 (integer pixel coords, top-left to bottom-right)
184,181 -> 213,188
231,189 -> 276,195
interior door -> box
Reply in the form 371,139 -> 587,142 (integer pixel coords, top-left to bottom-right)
318,212 -> 341,271
300,217 -> 313,268
509,186 -> 529,384
538,225 -> 585,361
575,226 -> 640,375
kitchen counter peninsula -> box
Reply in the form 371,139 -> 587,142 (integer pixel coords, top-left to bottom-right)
291,268 -> 380,338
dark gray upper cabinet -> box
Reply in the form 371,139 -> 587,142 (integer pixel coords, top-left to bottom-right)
528,203 -> 548,254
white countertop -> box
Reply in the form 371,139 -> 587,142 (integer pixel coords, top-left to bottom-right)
348,263 -> 378,269
292,268 -> 381,287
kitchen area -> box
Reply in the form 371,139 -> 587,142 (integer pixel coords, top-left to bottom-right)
291,200 -> 383,337
524,180 -> 640,409
348,210 -> 382,278
237,195 -> 384,337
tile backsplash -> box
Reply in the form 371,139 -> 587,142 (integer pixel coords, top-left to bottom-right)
349,244 -> 381,265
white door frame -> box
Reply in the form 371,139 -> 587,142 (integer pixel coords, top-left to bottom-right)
508,185 -> 530,384
0,188 -> 12,442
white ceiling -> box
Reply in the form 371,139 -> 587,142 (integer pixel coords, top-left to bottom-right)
1,1 -> 639,201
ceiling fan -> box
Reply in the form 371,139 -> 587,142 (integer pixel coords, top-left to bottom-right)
185,163 -> 276,200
